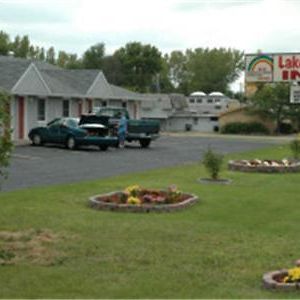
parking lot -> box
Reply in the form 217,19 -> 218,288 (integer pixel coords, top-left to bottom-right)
2,134 -> 286,192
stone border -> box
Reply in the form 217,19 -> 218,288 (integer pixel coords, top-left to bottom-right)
228,160 -> 300,173
262,269 -> 300,290
197,178 -> 232,185
89,191 -> 198,213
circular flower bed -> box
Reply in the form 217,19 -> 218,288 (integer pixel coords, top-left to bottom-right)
263,266 -> 300,290
228,159 -> 300,173
89,185 -> 198,213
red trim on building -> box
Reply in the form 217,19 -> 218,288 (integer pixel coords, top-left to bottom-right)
18,96 -> 25,139
87,98 -> 93,113
133,103 -> 137,119
78,101 -> 83,116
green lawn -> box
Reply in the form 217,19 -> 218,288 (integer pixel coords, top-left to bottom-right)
1,144 -> 300,298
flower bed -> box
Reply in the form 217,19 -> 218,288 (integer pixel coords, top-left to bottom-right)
89,185 -> 198,213
263,265 -> 300,290
228,159 -> 300,173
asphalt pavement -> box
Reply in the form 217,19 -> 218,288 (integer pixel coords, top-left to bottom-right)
2,134 -> 288,192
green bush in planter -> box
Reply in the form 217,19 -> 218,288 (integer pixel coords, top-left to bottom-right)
290,139 -> 300,160
202,148 -> 224,180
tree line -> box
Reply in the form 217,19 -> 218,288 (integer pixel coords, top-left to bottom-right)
0,30 -> 244,95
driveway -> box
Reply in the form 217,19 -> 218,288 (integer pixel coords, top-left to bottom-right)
2,135 -> 287,192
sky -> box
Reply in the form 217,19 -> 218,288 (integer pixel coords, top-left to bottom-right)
1,0 -> 300,91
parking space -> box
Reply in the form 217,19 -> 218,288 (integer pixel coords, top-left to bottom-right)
2,135 -> 284,191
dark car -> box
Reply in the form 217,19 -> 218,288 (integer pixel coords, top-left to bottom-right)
28,117 -> 118,151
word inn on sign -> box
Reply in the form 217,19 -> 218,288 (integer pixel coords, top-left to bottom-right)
274,55 -> 300,82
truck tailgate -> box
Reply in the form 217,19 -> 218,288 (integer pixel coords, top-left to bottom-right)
128,119 -> 160,134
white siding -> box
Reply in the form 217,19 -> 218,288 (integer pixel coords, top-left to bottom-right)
166,116 -> 219,132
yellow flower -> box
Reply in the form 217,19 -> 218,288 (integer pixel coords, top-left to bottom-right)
124,185 -> 140,196
127,196 -> 141,205
285,267 -> 300,282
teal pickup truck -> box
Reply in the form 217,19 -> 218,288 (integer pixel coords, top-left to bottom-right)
93,107 -> 160,148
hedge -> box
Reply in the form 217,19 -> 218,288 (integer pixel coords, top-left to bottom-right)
221,122 -> 269,135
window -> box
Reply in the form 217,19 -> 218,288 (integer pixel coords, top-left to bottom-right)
197,98 -> 202,104
37,98 -> 45,121
62,100 -> 69,117
214,105 -> 221,110
122,101 -> 127,108
101,101 -> 107,107
66,118 -> 79,128
189,98 -> 195,103
210,116 -> 219,121
207,99 -> 213,103
214,98 -> 221,103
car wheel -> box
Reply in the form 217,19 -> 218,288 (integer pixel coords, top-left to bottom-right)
99,145 -> 108,151
32,134 -> 42,146
139,139 -> 151,148
66,136 -> 76,150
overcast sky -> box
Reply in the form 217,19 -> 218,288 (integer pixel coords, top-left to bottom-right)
1,0 -> 300,91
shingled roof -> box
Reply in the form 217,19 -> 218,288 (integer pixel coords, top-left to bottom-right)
40,69 -> 100,96
0,56 -> 31,90
0,56 -> 142,100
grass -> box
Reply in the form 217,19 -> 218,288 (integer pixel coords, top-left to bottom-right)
1,143 -> 300,298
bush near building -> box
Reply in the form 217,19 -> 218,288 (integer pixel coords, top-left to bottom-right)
220,121 -> 270,135
0,90 -> 13,187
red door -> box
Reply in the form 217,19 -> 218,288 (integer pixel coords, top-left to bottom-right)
133,103 -> 137,119
18,96 -> 25,139
87,99 -> 93,113
78,101 -> 83,116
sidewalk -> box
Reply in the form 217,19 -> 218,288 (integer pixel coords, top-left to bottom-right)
13,139 -> 31,146
161,131 -> 297,143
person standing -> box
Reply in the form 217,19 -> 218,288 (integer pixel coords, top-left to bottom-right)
118,112 -> 128,148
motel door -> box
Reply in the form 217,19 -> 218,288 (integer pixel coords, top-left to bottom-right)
18,96 -> 25,139
78,101 -> 83,116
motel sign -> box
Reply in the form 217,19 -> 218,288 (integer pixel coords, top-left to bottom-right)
245,53 -> 300,82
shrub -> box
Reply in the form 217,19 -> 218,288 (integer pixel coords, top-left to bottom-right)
202,148 -> 224,180
0,90 -> 13,188
290,139 -> 300,160
279,122 -> 294,134
221,122 -> 269,135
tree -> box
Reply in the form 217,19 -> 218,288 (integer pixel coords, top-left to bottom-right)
102,55 -> 123,85
114,42 -> 163,92
185,47 -> 244,94
250,83 -> 290,133
38,47 -> 45,61
0,31 -> 10,55
82,43 -> 105,69
287,103 -> 300,132
57,51 -> 82,69
165,50 -> 188,91
57,50 -> 69,68
12,35 -> 30,58
0,90 -> 13,188
18,35 -> 30,58
46,47 -> 56,64
65,54 -> 82,69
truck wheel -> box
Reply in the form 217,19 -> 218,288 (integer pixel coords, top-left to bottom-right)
66,136 -> 76,150
32,134 -> 43,146
139,139 -> 151,148
99,145 -> 108,151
